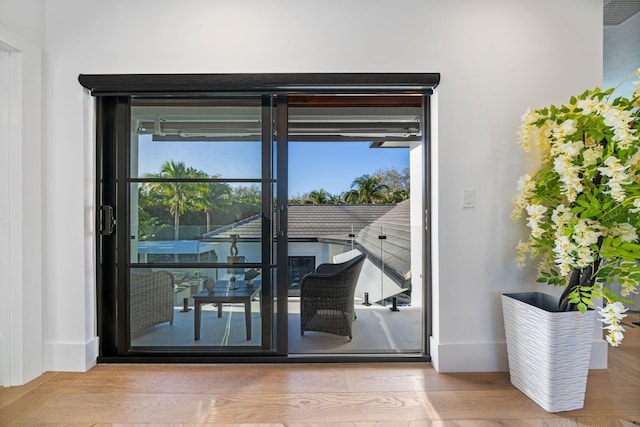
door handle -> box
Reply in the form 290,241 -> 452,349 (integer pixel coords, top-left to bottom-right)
278,204 -> 286,237
101,205 -> 116,235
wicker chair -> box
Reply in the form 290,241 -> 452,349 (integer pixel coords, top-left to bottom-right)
130,270 -> 174,338
300,254 -> 366,340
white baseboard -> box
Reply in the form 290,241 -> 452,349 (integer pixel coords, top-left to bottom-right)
45,337 -> 99,372
430,337 -> 509,372
430,337 -> 607,372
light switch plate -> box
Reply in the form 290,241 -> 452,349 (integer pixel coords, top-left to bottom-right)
463,189 -> 475,208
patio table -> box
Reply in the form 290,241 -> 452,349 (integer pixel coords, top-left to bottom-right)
193,280 -> 261,341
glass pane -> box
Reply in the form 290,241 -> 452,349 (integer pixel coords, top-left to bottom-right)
129,267 -> 263,347
131,101 -> 262,179
285,95 -> 423,355
131,181 -> 263,264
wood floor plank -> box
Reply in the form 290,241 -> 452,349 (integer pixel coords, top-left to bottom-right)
1,327 -> 637,425
0,371 -> 58,409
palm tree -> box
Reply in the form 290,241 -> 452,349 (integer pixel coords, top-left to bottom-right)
144,160 -> 201,240
345,174 -> 388,204
385,188 -> 409,203
328,193 -> 344,204
231,184 -> 261,221
305,188 -> 330,204
193,178 -> 232,232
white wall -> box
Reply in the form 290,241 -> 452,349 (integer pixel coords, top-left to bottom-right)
28,0 -> 605,375
425,2 -> 604,372
0,1 -> 43,385
0,0 -> 44,46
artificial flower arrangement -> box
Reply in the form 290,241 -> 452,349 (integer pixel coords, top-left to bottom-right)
512,69 -> 640,347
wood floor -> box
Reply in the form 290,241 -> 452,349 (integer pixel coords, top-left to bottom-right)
1,327 -> 638,426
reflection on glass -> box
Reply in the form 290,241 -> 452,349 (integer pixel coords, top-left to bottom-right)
288,222 -> 422,354
129,267 -> 263,347
130,183 -> 262,264
130,101 -> 262,179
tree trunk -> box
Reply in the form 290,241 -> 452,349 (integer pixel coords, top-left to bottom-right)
174,211 -> 180,241
558,236 -> 604,311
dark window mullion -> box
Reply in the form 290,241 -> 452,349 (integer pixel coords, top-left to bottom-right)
276,94 -> 289,355
261,95 -> 274,351
117,97 -> 132,353
129,178 -> 268,183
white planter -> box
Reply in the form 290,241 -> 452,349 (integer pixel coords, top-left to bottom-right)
502,292 -> 595,412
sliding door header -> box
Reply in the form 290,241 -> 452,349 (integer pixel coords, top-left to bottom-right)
78,73 -> 440,96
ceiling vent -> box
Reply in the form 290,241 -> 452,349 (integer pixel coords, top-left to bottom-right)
604,0 -> 640,25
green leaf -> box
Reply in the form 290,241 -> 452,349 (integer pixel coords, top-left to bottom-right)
581,297 -> 594,306
577,198 -> 590,208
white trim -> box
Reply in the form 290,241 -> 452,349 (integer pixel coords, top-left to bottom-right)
44,338 -> 99,372
430,338 -> 607,373
0,24 -> 43,387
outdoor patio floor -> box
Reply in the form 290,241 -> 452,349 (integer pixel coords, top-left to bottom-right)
131,298 -> 423,354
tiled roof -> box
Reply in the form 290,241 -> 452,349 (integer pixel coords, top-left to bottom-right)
201,202 -> 411,286
288,204 -> 395,239
202,204 -> 396,240
202,214 -> 263,241
354,200 -> 411,284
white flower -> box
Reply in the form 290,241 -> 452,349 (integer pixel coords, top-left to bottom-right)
604,325 -> 625,347
598,156 -> 631,202
559,119 -> 578,136
599,156 -> 629,177
603,108 -> 637,150
577,97 -> 601,115
553,235 -> 577,276
582,147 -> 603,167
598,301 -> 628,321
512,174 -> 537,221
516,240 -> 530,268
629,151 -> 640,167
558,140 -> 584,159
519,109 -> 541,151
551,204 -> 573,227
608,222 -> 638,243
550,120 -> 577,145
554,155 -> 583,202
621,281 -> 638,297
575,246 -> 594,267
536,258 -> 557,278
573,218 -> 604,247
525,204 -> 548,238
516,174 -> 534,197
630,198 -> 640,214
598,302 -> 628,347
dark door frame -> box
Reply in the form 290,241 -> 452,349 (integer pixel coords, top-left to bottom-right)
82,73 -> 440,363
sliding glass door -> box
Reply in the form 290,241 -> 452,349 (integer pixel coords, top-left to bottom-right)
86,72 -> 439,362
285,95 -> 425,356
96,95 -> 284,357
127,97 -> 276,350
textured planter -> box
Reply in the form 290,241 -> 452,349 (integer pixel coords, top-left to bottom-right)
502,292 -> 595,412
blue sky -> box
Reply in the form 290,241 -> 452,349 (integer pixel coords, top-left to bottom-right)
138,136 -> 409,198
288,142 -> 408,197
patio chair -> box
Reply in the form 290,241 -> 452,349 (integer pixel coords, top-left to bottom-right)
300,253 -> 366,340
130,270 -> 174,338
